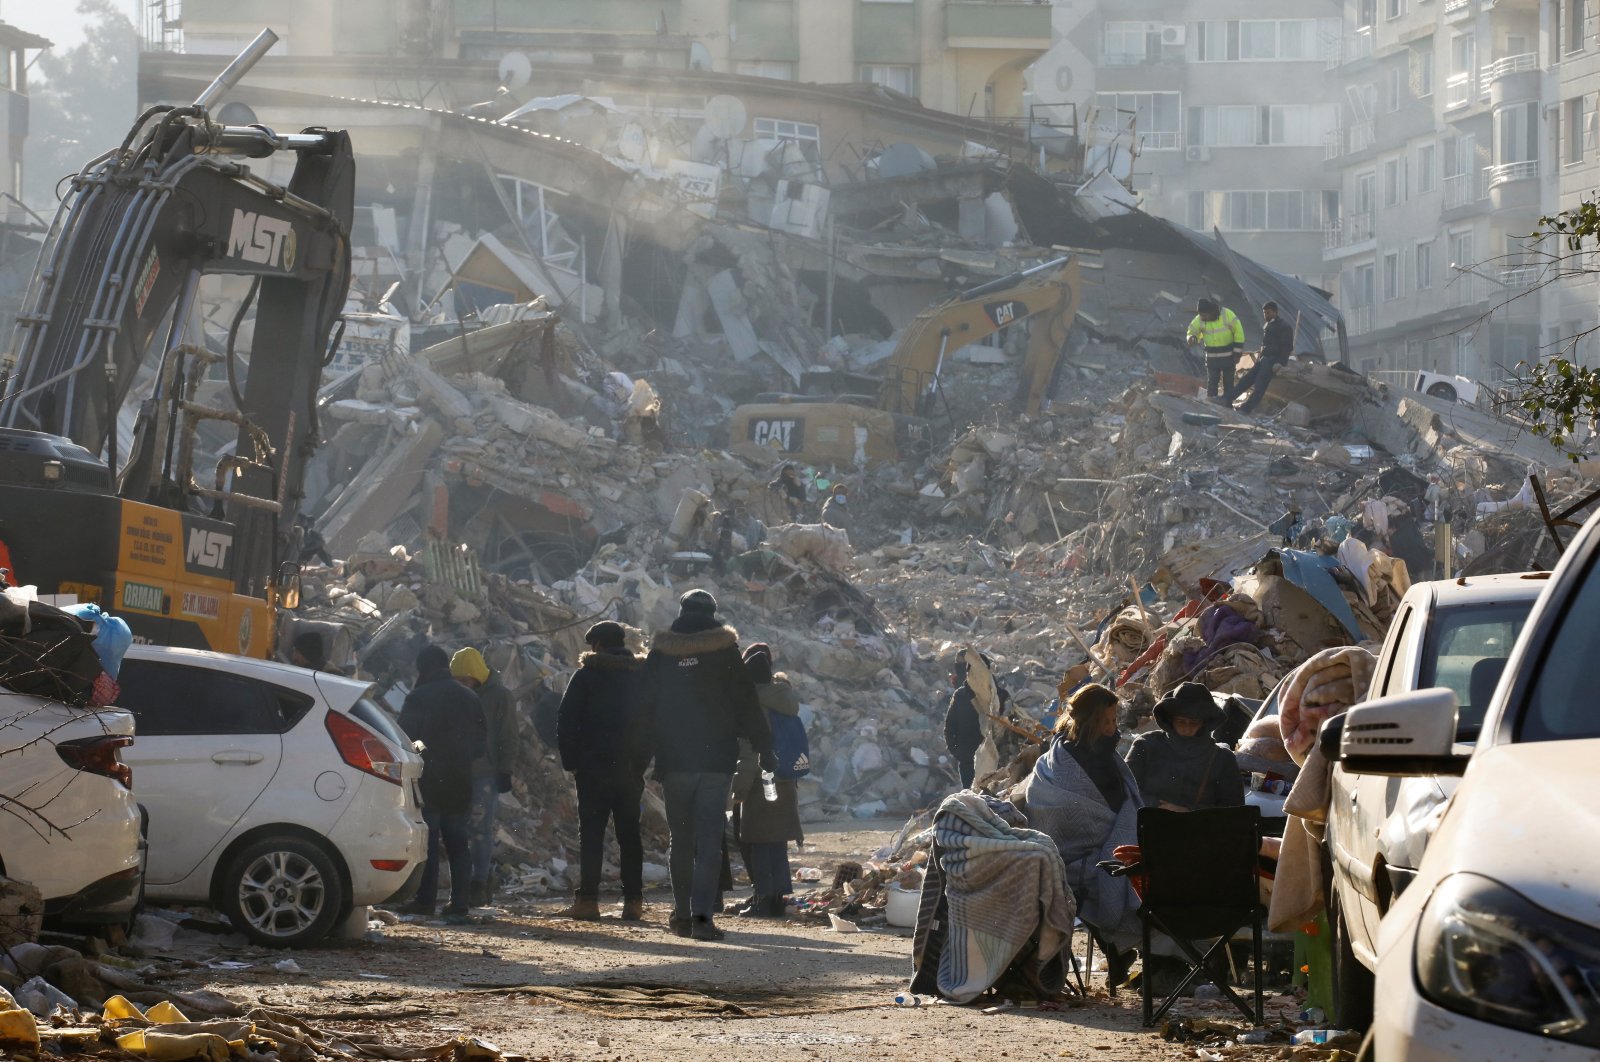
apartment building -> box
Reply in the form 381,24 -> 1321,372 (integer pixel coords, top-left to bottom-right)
1543,0 -> 1600,366
1321,0 -> 1553,381
1028,1 -> 1342,282
147,0 -> 1054,120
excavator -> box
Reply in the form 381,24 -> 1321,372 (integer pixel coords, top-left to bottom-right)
0,31 -> 353,658
730,255 -> 1082,467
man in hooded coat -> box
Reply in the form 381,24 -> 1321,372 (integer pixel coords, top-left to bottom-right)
1125,682 -> 1245,811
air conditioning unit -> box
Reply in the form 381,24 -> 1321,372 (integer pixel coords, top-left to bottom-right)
1162,24 -> 1187,46
1186,144 -> 1211,162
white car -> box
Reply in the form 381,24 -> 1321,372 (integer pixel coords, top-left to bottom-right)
1343,510 -> 1600,1060
114,646 -> 427,947
0,692 -> 141,925
1325,572 -> 1546,1027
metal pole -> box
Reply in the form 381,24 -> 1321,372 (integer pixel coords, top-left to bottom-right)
193,28 -> 280,110
823,212 -> 836,339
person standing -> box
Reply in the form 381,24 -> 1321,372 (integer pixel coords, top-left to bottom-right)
1229,301 -> 1295,413
768,464 -> 807,521
735,644 -> 806,919
943,656 -> 984,789
643,589 -> 772,941
450,647 -> 519,908
1185,297 -> 1246,402
555,621 -> 649,921
820,485 -> 849,531
399,646 -> 487,921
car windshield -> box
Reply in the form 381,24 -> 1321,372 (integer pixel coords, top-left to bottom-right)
1419,600 -> 1535,739
1520,560 -> 1600,742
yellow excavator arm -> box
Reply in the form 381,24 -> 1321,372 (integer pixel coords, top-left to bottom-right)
881,256 -> 1082,416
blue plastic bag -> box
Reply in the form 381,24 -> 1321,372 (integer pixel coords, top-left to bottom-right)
63,602 -> 133,679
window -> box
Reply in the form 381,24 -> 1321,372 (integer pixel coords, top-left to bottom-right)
1414,47 -> 1434,97
1357,0 -> 1377,30
735,60 -> 794,80
1497,100 -> 1539,164
1218,105 -> 1258,145
114,661 -> 313,736
860,64 -> 917,96
1416,239 -> 1434,289
1566,0 -> 1588,54
1187,103 -> 1336,146
1355,170 -> 1377,213
1383,156 -> 1408,204
1388,67 -> 1406,112
754,118 -> 821,150
1452,33 -> 1476,75
1353,261 -> 1377,306
1565,95 -> 1598,163
1386,0 -> 1406,20
1190,19 -> 1327,61
1383,251 -> 1402,299
1417,142 -> 1438,191
1103,21 -> 1153,64
1186,189 -> 1328,231
1094,91 -> 1182,150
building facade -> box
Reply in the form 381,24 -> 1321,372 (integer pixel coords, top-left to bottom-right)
1542,0 -> 1600,368
147,0 -> 1053,120
0,19 -> 49,211
1320,0 -> 1573,381
1028,0 -> 1342,284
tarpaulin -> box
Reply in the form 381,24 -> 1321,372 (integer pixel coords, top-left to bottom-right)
1270,548 -> 1363,640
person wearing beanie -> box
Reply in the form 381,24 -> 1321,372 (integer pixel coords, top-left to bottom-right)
1124,682 -> 1244,811
399,646 -> 488,921
1185,296 -> 1246,402
732,643 -> 805,920
555,621 -> 649,921
642,589 -> 773,941
450,647 -> 521,907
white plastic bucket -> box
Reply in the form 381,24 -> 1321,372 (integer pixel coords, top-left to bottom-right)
885,884 -> 920,928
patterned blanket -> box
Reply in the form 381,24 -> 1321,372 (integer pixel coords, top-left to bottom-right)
912,792 -> 1077,1004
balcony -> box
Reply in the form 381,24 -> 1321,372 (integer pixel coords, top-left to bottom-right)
1447,273 -> 1480,308
1444,72 -> 1475,110
1443,168 -> 1489,210
1483,53 -> 1538,82
1346,304 -> 1374,335
1501,264 -> 1543,288
1324,211 -> 1375,254
1139,130 -> 1182,151
1100,51 -> 1153,67
1487,159 -> 1539,187
1444,0 -> 1472,20
454,0 -> 685,31
1326,27 -> 1375,69
945,1 -> 1054,48
1324,120 -> 1377,160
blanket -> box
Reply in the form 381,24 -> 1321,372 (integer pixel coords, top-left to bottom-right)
1020,742 -> 1143,951
914,792 -> 1077,1004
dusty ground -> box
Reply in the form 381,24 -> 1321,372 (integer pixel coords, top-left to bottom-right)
151,821 -> 1309,1061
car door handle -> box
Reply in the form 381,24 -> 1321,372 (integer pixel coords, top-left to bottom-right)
212,750 -> 264,765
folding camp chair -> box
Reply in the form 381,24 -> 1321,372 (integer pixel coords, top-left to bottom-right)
1111,805 -> 1265,1027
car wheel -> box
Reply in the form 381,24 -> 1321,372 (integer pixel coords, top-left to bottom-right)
1425,382 -> 1457,401
219,836 -> 344,948
1332,901 -> 1375,1030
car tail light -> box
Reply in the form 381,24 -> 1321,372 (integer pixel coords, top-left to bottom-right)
370,859 -> 408,872
325,711 -> 402,785
56,735 -> 133,788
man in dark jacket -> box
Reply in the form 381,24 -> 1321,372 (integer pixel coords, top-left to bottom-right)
943,654 -> 1008,789
556,621 -> 649,922
642,589 -> 772,941
1228,300 -> 1295,414
399,646 -> 487,920
450,647 -> 519,908
1125,682 -> 1244,811
768,464 -> 806,520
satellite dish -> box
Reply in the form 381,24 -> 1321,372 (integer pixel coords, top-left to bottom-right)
498,51 -> 533,90
689,42 -> 713,71
617,122 -> 648,163
702,94 -> 748,139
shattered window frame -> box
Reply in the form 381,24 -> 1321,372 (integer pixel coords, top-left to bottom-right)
860,64 -> 918,97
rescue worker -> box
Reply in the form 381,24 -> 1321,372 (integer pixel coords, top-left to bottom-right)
768,464 -> 807,521
1228,301 -> 1294,413
451,647 -> 520,907
1186,297 -> 1246,402
820,484 -> 849,531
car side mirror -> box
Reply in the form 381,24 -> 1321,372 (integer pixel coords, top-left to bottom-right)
1340,687 -> 1469,776
1317,714 -> 1346,762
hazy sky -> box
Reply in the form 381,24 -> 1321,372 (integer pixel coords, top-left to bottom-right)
5,2 -> 139,50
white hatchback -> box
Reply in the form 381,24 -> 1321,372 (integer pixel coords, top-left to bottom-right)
0,693 -> 141,924
115,646 -> 427,947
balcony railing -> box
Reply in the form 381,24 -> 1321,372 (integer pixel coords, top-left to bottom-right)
1100,50 -> 1152,66
1501,264 -> 1543,288
1324,120 -> 1376,159
1444,0 -> 1471,17
1445,72 -> 1475,109
1139,131 -> 1182,150
1487,159 -> 1540,187
1325,211 -> 1375,250
1326,27 -> 1375,68
1482,52 -> 1538,82
1448,273 -> 1479,307
1346,305 -> 1374,335
1442,168 -> 1490,208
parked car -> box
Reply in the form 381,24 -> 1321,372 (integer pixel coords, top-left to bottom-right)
0,691 -> 141,925
1324,572 -> 1547,1028
114,646 -> 427,947
1342,514 -> 1600,1061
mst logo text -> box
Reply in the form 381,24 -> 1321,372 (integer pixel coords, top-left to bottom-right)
228,209 -> 297,270
186,528 -> 233,571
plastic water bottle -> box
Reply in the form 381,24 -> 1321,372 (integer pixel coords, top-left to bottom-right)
761,770 -> 778,802
1291,1029 -> 1351,1046
894,994 -> 925,1007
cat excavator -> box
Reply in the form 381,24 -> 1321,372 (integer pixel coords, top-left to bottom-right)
0,31 -> 354,657
730,255 -> 1082,467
